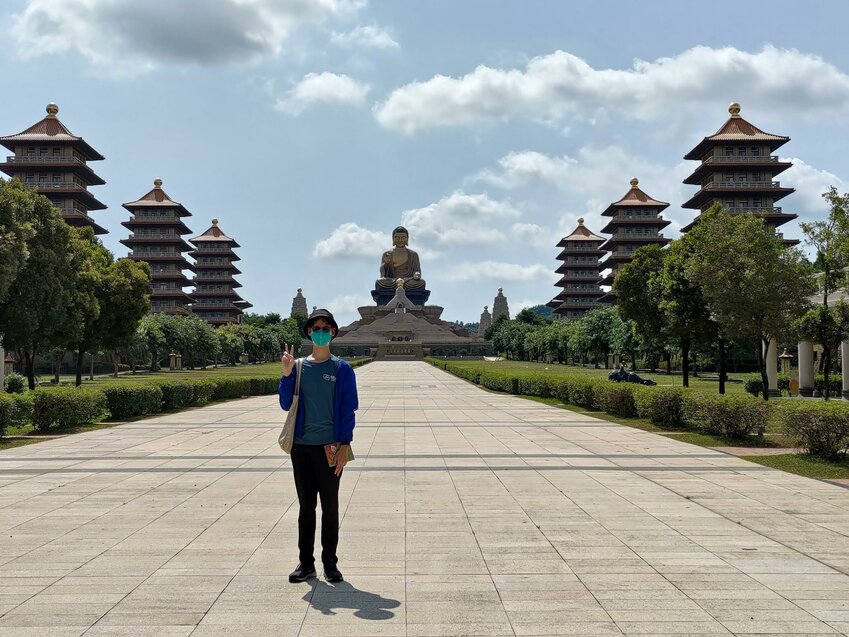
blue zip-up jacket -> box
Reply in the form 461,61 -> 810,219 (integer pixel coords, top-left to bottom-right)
278,356 -> 358,444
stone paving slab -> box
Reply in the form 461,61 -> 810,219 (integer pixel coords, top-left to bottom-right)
0,361 -> 848,636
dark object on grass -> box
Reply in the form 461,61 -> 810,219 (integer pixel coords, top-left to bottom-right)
608,369 -> 657,386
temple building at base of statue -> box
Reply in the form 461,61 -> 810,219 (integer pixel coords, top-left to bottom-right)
0,103 -> 107,235
319,226 -> 492,359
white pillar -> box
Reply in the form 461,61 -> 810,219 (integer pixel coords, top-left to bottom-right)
841,340 -> 849,400
765,339 -> 779,397
798,341 -> 815,397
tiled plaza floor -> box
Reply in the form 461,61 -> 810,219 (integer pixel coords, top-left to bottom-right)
1,361 -> 849,636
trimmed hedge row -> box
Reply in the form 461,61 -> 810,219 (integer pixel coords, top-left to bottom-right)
427,359 -> 769,441
1,374 -> 283,434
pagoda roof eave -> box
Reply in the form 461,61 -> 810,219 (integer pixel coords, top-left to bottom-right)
600,219 -> 671,233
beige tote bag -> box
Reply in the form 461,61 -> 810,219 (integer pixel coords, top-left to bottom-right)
278,358 -> 303,454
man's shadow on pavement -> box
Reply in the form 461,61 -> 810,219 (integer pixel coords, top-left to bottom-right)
304,581 -> 401,620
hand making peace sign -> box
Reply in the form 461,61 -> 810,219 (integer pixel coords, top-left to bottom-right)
280,344 -> 296,377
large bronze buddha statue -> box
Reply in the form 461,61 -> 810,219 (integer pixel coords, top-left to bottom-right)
371,226 -> 431,305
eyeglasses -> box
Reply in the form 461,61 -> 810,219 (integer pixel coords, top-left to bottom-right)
311,326 -> 332,333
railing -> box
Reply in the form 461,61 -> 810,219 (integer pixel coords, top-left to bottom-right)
701,181 -> 781,190
6,155 -> 86,165
56,207 -> 90,218
126,233 -> 181,240
131,251 -> 180,258
22,181 -> 87,191
724,206 -> 783,215
562,245 -> 601,251
702,156 -> 779,165
611,232 -> 660,238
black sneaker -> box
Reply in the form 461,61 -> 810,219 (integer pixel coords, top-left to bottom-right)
289,563 -> 316,583
324,564 -> 343,583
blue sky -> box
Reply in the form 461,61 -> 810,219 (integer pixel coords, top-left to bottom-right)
2,0 -> 848,326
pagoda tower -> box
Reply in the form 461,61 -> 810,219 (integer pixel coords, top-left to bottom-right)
492,288 -> 510,322
548,218 -> 606,320
189,218 -> 247,326
291,288 -> 308,317
479,306 -> 492,336
0,103 -> 107,234
599,178 -> 670,303
121,179 -> 195,314
681,102 -> 797,244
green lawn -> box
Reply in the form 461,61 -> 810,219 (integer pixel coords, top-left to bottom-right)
741,454 -> 849,480
444,359 -> 751,394
78,362 -> 284,386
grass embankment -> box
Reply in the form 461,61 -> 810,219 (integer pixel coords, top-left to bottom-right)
431,358 -> 849,484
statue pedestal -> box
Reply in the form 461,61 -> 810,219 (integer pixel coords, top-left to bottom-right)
371,288 -> 430,306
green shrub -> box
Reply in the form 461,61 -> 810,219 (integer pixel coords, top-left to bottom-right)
102,385 -> 162,419
683,393 -> 766,438
517,373 -> 555,398
191,380 -> 216,406
212,378 -> 251,400
157,380 -> 195,410
248,377 -> 278,396
31,388 -> 108,431
776,401 -> 849,460
594,384 -> 637,417
4,372 -> 26,394
566,377 -> 597,408
633,387 -> 686,428
0,393 -> 34,435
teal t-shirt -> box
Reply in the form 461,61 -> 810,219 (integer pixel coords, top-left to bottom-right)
294,357 -> 337,445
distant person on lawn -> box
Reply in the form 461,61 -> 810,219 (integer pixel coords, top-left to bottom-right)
279,308 -> 358,584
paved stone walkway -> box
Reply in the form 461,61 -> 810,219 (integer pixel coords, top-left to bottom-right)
1,361 -> 849,636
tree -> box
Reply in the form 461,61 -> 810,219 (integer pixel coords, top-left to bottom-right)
137,314 -> 167,370
0,179 -> 38,300
515,307 -> 551,327
613,244 -> 668,370
485,312 -> 509,342
610,318 -> 642,370
653,237 -> 717,388
687,207 -> 815,401
576,306 -> 618,368
0,193 -> 78,389
800,187 -> 849,308
66,230 -> 151,386
218,324 -> 246,364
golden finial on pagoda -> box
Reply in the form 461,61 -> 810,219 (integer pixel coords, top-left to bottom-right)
46,102 -> 59,118
211,218 -> 219,226
630,177 -> 639,187
729,102 -> 741,117
578,217 -> 585,225
153,178 -> 163,189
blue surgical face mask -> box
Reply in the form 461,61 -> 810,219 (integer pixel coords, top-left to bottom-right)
311,329 -> 332,347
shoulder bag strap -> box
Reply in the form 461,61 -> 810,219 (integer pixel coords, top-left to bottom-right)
294,358 -> 303,396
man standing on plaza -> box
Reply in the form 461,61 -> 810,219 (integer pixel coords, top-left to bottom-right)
279,308 -> 358,584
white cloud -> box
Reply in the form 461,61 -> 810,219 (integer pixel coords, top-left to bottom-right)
474,145 -> 691,238
374,45 -> 849,134
331,24 -> 398,49
510,223 -> 553,249
313,222 -> 442,261
781,158 -> 847,219
401,192 -> 520,245
275,72 -> 371,115
12,0 -> 365,73
327,293 -> 372,326
313,222 -> 389,260
441,261 -> 557,283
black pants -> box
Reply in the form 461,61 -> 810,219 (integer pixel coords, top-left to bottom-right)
291,443 -> 341,568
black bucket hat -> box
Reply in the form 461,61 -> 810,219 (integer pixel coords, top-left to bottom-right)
303,308 -> 339,339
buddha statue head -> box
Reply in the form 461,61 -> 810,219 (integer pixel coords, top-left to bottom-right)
392,226 -> 409,248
